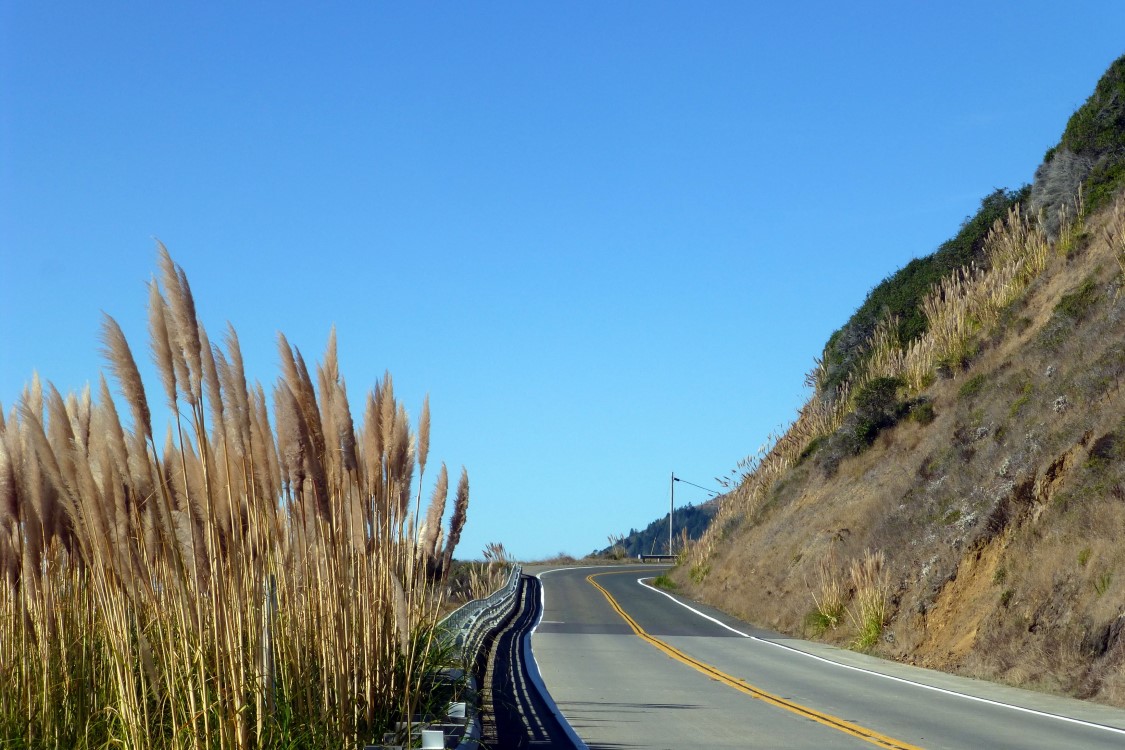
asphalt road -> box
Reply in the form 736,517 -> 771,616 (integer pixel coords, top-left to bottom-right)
527,564 -> 1125,750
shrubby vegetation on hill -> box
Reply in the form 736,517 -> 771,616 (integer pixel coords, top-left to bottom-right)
599,501 -> 717,558
823,54 -> 1125,399
1041,54 -> 1125,215
821,187 -> 1028,394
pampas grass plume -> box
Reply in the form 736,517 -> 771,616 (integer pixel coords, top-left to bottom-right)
99,315 -> 152,441
441,467 -> 469,576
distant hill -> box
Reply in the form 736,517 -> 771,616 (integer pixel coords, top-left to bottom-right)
676,53 -> 1125,708
597,499 -> 719,558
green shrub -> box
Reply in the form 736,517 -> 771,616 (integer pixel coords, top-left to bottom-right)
1057,54 -> 1125,213
1086,432 -> 1121,470
1009,394 -> 1031,417
805,608 -> 842,637
958,374 -> 988,399
1054,276 -> 1101,322
798,434 -> 828,463
653,574 -> 677,591
1009,378 -> 1034,417
909,399 -> 936,425
815,377 -> 910,475
852,376 -> 906,446
1037,275 -> 1102,352
689,565 -> 710,585
1085,158 -> 1125,213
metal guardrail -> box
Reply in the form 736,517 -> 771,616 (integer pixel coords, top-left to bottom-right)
437,565 -> 522,750
366,566 -> 523,750
439,564 -> 523,668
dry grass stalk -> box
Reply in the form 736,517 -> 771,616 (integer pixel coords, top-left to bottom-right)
847,548 -> 889,650
689,371 -> 855,565
0,248 -> 472,748
420,463 -> 449,572
1104,195 -> 1125,289
807,551 -> 846,635
440,468 -> 469,577
467,542 -> 513,599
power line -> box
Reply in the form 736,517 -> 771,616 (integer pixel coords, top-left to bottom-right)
672,475 -> 719,496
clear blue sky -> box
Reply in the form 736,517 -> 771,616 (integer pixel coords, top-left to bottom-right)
2,3 -> 1123,560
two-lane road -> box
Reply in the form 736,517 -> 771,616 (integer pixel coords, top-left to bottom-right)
528,564 -> 1125,749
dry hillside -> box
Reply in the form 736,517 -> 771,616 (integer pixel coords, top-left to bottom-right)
676,55 -> 1125,707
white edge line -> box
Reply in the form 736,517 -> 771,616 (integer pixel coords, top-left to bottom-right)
520,569 -> 590,750
635,577 -> 1125,737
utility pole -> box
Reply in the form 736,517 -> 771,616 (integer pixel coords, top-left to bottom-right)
669,472 -> 674,556
668,475 -> 719,556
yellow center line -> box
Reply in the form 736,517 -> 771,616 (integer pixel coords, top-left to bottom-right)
587,571 -> 923,750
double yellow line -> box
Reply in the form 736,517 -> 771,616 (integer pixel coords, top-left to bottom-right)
587,571 -> 922,750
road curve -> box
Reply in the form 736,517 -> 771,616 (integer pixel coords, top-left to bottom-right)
528,564 -> 1125,750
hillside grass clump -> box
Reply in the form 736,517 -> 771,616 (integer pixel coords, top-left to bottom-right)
1106,196 -> 1125,285
908,398 -> 936,425
806,554 -> 846,637
847,549 -> 890,652
0,247 -> 472,748
958,373 -> 988,400
1037,273 -> 1106,352
1054,275 -> 1102,321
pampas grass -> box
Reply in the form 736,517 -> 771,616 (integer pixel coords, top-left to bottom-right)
420,463 -> 449,571
466,542 -> 513,600
1105,195 -> 1125,288
440,468 -> 469,578
806,551 -> 846,636
0,248 -> 471,749
847,549 -> 890,651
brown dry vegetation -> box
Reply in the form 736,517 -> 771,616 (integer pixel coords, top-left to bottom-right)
679,191 -> 1125,706
0,247 -> 471,748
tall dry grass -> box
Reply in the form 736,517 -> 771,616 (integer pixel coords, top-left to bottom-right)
688,198 -> 1070,570
1105,194 -> 1125,289
0,246 -> 469,748
875,204 -> 1050,390
847,549 -> 890,650
806,550 -> 846,636
692,366 -> 851,562
467,542 -> 514,600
